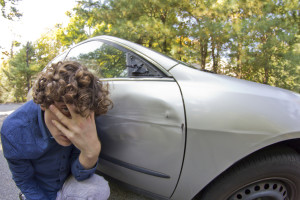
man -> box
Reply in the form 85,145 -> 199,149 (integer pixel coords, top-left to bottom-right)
1,61 -> 112,200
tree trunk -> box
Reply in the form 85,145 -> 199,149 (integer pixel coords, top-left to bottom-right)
10,42 -> 14,58
26,42 -> 30,92
211,37 -> 218,73
136,38 -> 143,45
263,65 -> 269,84
200,38 -> 208,70
216,44 -> 221,73
163,36 -> 168,54
179,36 -> 183,61
236,42 -> 242,79
148,37 -> 153,48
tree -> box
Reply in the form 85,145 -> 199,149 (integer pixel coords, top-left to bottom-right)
56,11 -> 89,47
35,24 -> 67,68
60,0 -> 181,55
241,0 -> 299,89
2,42 -> 40,102
0,0 -> 22,20
37,0 -> 300,93
179,0 -> 230,72
0,60 -> 9,102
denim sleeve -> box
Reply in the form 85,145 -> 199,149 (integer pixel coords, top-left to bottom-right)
6,159 -> 49,200
70,147 -> 98,181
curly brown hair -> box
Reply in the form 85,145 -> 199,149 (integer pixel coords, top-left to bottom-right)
33,61 -> 112,117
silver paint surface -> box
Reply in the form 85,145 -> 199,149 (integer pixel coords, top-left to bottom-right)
96,79 -> 185,198
42,36 -> 300,199
169,64 -> 300,200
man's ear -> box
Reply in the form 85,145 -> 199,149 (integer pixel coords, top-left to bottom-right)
40,105 -> 46,111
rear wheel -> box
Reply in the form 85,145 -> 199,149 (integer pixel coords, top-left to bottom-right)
197,147 -> 300,200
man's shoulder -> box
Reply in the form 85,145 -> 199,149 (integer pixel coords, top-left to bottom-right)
1,101 -> 43,159
1,100 -> 39,133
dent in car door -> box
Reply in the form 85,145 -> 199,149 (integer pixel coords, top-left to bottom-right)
96,78 -> 185,198
64,40 -> 185,198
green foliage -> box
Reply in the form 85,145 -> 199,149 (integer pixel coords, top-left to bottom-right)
0,25 -> 67,102
56,13 -> 89,47
1,0 -> 299,103
1,42 -> 40,102
35,25 -> 67,67
68,0 -> 181,54
77,45 -> 126,78
0,0 -> 22,20
59,0 -> 298,92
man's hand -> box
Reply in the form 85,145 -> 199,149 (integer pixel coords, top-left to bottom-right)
50,104 -> 100,169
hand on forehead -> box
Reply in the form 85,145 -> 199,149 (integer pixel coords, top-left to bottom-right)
51,102 -> 92,119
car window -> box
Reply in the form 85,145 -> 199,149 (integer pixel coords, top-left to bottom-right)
65,40 -> 164,78
65,41 -> 126,78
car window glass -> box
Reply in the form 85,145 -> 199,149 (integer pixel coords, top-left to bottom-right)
125,52 -> 165,77
65,40 -> 165,78
65,41 -> 127,78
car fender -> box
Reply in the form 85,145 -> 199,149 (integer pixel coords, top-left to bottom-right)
169,64 -> 300,200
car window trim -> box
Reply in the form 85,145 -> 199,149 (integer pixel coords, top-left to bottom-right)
99,77 -> 175,82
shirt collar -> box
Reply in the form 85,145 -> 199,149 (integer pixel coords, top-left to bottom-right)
38,106 -> 53,140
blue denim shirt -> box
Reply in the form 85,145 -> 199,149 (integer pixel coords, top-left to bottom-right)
0,101 -> 98,200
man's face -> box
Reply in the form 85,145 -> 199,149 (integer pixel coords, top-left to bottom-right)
42,102 -> 72,147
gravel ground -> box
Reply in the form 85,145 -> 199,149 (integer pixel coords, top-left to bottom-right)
0,103 -> 152,200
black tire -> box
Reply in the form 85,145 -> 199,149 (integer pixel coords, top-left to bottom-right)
197,146 -> 300,200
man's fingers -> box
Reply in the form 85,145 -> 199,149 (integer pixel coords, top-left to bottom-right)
66,104 -> 79,118
49,105 -> 70,126
51,120 -> 72,138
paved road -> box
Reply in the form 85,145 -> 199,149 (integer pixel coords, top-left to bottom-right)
0,103 -> 151,200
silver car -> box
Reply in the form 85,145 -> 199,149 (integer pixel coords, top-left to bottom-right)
48,36 -> 300,200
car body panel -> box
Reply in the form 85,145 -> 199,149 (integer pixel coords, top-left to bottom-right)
95,78 -> 186,198
169,64 -> 300,199
41,36 -> 300,199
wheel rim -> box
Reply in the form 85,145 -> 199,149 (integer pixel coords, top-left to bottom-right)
228,179 -> 295,200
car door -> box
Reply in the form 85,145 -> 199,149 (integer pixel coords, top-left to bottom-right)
65,40 -> 186,198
